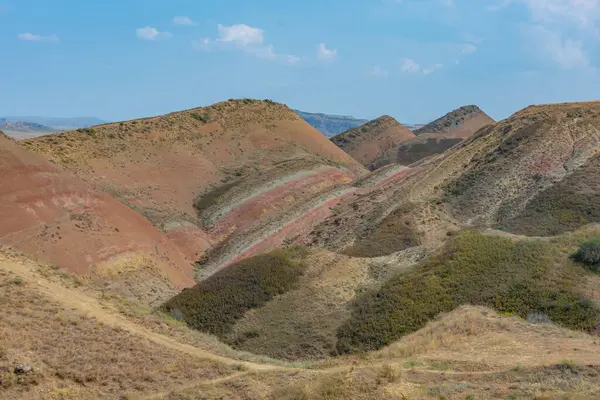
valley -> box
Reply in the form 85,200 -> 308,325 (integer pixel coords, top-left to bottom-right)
3,99 -> 600,399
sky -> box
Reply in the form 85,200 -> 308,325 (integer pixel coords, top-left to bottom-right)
1,0 -> 600,123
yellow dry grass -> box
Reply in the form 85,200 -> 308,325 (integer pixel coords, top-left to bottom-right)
3,247 -> 600,399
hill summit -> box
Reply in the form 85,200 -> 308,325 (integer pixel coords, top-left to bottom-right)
369,105 -> 495,169
414,105 -> 494,138
330,116 -> 416,166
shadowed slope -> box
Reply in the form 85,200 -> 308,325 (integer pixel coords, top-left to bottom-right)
369,105 -> 494,170
330,116 -> 415,166
0,131 -> 194,305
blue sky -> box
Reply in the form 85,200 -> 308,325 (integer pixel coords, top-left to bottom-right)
1,0 -> 599,123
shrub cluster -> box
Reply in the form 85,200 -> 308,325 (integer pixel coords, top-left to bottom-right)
162,248 -> 307,337
336,231 -> 598,354
573,238 -> 600,272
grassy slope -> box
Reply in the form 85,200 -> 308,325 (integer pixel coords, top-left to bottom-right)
336,231 -> 599,354
502,154 -> 600,236
162,248 -> 308,337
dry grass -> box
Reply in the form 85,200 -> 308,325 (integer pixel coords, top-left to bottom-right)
0,268 -> 235,400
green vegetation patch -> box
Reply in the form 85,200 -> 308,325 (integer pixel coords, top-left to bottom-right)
573,238 -> 600,272
502,155 -> 600,236
193,181 -> 239,216
336,231 -> 599,354
342,205 -> 420,258
162,248 -> 308,337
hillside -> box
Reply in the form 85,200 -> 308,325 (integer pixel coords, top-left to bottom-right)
293,109 -> 368,138
367,105 -> 495,170
330,116 -> 416,166
414,105 -> 495,138
444,101 -> 600,229
5,248 -> 600,399
23,99 -> 368,274
0,130 -> 194,306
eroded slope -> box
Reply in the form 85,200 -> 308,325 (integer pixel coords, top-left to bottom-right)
0,131 -> 194,305
23,100 -> 367,267
330,116 -> 415,166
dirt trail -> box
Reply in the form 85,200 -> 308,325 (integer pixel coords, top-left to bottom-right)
0,258 -> 285,372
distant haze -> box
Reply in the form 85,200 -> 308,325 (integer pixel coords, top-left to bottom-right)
2,116 -> 107,130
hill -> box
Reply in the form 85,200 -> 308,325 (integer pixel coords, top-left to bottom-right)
0,130 -> 194,306
23,99 -> 368,274
2,116 -> 107,130
293,109 -> 368,137
330,116 -> 416,166
0,120 -> 57,139
368,105 -> 495,169
414,105 -> 495,138
443,101 -> 600,231
5,248 -> 600,399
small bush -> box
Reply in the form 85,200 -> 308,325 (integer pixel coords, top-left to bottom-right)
573,238 -> 600,271
190,112 -> 208,123
162,249 -> 307,338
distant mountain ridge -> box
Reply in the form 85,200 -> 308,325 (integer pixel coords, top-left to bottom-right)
2,116 -> 107,130
293,110 -> 368,138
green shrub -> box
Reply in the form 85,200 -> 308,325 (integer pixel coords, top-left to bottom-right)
162,248 -> 307,337
573,238 -> 600,271
335,231 -> 599,354
190,112 -> 208,123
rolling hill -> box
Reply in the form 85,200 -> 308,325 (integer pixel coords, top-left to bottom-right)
0,130 -> 194,306
369,105 -> 495,169
22,99 -> 368,276
330,116 -> 416,166
6,100 -> 600,399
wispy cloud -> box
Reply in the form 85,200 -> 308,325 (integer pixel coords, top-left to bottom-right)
17,33 -> 59,43
192,38 -> 211,50
197,24 -> 300,65
461,43 -> 477,54
368,66 -> 389,78
317,43 -> 338,62
172,16 -> 196,26
136,26 -> 172,41
400,58 -> 443,75
493,0 -> 599,69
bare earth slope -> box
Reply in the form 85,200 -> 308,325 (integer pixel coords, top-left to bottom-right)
23,100 -> 368,270
0,130 -> 194,305
330,116 -> 416,166
369,105 -> 494,170
414,105 -> 495,138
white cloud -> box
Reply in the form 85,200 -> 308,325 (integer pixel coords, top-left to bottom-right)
200,24 -> 300,65
136,26 -> 172,41
317,43 -> 337,62
423,63 -> 444,74
17,33 -> 59,43
400,58 -> 421,72
192,38 -> 210,50
528,25 -> 590,69
461,43 -> 478,54
400,58 -> 443,74
173,16 -> 196,26
217,24 -> 264,46
496,0 -> 599,69
369,66 -> 389,78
